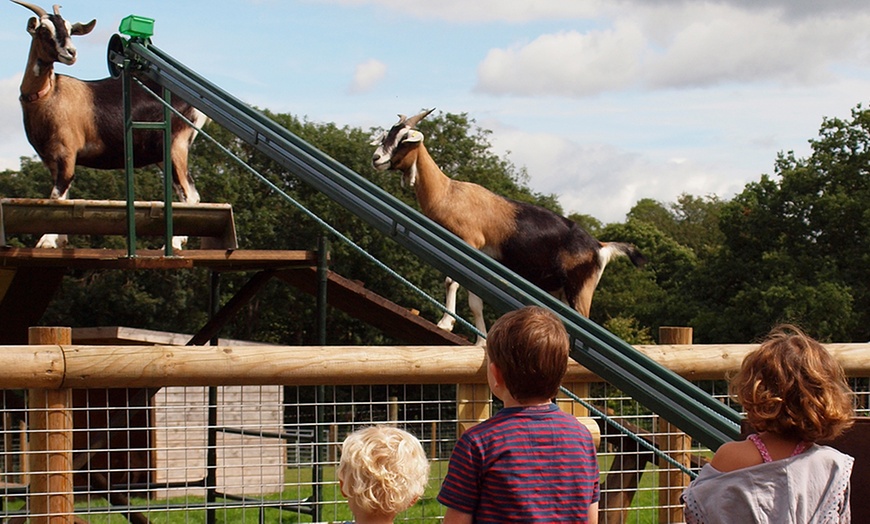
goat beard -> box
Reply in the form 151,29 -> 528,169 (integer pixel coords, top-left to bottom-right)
402,162 -> 418,188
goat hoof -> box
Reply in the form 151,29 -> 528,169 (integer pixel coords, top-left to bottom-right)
171,236 -> 188,251
436,316 -> 456,332
36,233 -> 66,249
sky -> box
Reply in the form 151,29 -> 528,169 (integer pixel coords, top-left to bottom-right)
2,1 -> 870,224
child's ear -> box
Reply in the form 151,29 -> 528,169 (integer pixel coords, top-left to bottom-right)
339,478 -> 347,498
489,361 -> 504,386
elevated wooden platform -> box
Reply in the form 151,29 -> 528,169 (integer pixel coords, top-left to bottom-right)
0,247 -> 317,270
0,197 -> 466,346
0,248 -> 466,346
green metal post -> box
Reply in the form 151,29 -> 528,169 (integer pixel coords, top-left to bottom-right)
162,86 -> 174,256
121,58 -> 137,257
206,271 -> 220,524
312,234 -> 329,522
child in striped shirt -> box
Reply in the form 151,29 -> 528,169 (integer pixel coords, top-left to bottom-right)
438,306 -> 600,523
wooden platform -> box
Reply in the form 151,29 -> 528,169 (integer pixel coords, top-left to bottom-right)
0,197 -> 467,346
0,247 -> 317,270
0,248 -> 466,346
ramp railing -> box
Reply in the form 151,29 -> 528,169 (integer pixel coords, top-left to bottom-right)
114,36 -> 740,450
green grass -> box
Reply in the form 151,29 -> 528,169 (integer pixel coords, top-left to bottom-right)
4,458 -> 682,523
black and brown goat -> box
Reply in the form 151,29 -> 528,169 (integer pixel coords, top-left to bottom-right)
371,109 -> 646,344
12,1 -> 207,248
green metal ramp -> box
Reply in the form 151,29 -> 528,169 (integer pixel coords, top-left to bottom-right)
115,36 -> 741,450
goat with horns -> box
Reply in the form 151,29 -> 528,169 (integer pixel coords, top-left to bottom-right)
371,109 -> 646,344
12,1 -> 208,249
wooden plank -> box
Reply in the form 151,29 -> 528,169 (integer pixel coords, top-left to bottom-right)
71,326 -> 269,347
187,271 -> 274,346
0,248 -> 317,271
275,267 -> 469,346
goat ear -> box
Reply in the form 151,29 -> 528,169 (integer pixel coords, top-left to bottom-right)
26,17 -> 39,35
71,19 -> 96,36
403,130 -> 424,144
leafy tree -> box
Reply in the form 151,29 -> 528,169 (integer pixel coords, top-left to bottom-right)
691,104 -> 870,342
591,219 -> 698,339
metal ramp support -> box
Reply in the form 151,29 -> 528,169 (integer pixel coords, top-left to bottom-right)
118,37 -> 741,449
0,198 -> 238,250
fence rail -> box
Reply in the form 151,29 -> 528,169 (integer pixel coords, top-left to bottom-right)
6,341 -> 870,389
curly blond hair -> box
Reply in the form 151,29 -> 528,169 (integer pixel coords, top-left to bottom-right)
732,324 -> 854,442
337,426 -> 429,518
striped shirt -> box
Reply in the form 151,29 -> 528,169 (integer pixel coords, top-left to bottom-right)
438,403 -> 600,523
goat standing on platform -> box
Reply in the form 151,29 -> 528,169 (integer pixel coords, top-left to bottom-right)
12,1 -> 207,249
371,109 -> 646,344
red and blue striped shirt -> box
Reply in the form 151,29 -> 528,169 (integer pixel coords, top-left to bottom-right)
438,403 -> 600,523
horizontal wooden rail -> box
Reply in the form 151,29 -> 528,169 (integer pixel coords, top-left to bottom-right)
0,198 -> 237,249
0,343 -> 868,390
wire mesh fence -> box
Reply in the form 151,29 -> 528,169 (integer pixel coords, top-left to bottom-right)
2,376 -> 868,524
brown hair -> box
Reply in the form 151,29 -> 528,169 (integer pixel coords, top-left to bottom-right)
732,324 -> 854,442
486,306 -> 569,402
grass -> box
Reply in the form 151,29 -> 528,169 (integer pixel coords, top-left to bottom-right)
3,458 -> 681,523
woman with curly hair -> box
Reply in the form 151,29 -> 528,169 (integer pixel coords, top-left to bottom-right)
337,425 -> 429,523
682,324 -> 855,523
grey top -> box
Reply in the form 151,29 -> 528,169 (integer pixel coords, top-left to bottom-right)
682,444 -> 853,524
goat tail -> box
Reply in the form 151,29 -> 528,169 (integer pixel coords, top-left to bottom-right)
600,242 -> 647,268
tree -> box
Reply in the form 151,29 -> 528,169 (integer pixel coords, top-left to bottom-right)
691,104 -> 870,342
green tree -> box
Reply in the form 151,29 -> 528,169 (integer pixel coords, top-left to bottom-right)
691,105 -> 870,342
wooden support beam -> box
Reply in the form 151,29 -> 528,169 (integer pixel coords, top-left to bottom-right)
657,327 -> 693,524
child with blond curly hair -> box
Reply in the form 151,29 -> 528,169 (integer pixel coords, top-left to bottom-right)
336,425 -> 430,524
682,324 -> 855,523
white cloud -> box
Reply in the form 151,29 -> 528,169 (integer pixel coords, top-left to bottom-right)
642,6 -> 869,89
317,0 -> 604,23
476,25 -> 645,97
318,0 -> 870,24
348,58 -> 387,94
489,125 -> 749,223
0,74 -> 31,172
474,3 -> 870,97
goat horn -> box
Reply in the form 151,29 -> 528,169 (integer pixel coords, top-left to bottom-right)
10,0 -> 48,18
404,108 -> 435,129
52,4 -> 61,16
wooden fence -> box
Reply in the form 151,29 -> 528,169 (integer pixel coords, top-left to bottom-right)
4,326 -> 870,523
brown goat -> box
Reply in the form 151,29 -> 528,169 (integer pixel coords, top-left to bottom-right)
371,109 -> 646,344
13,1 -> 207,248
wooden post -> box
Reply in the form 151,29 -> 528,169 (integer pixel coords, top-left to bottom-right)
557,383 -> 590,417
430,421 -> 438,459
657,327 -> 693,524
456,384 -> 490,437
28,327 -> 74,524
388,396 -> 398,422
328,424 -> 339,463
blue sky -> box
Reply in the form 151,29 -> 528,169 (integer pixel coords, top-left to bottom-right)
3,0 -> 870,223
